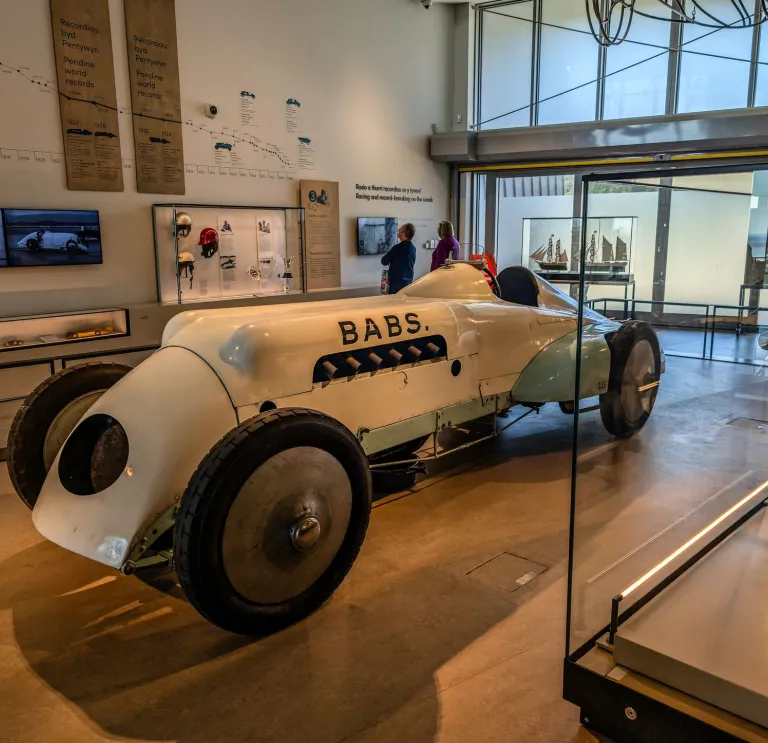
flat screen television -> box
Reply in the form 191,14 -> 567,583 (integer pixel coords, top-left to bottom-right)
0,217 -> 7,268
357,217 -> 398,256
2,209 -> 103,267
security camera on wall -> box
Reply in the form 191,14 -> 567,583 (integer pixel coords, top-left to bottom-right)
205,104 -> 219,120
421,0 -> 434,7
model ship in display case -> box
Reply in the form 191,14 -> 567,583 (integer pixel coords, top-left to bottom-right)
575,230 -> 628,272
530,234 -> 568,270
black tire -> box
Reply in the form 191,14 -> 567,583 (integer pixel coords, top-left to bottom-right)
8,362 -> 132,509
174,408 -> 372,635
65,240 -> 78,254
599,321 -> 661,439
26,238 -> 39,251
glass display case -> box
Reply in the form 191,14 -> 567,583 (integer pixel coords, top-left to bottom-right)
0,308 -> 129,353
522,216 -> 635,273
564,168 -> 768,742
153,204 -> 305,305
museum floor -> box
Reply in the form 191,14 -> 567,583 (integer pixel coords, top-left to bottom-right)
1,353 -> 766,743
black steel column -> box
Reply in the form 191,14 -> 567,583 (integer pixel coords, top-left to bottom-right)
570,175 -> 584,298
665,11 -> 683,115
484,174 -> 498,261
652,178 -> 672,317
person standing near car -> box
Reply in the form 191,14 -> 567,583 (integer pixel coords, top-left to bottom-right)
431,221 -> 460,271
381,223 -> 416,294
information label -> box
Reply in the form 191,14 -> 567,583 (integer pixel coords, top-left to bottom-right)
124,0 -> 185,194
50,0 -> 124,192
301,180 -> 341,290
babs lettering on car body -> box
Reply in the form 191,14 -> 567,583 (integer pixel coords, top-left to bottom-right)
338,313 -> 421,345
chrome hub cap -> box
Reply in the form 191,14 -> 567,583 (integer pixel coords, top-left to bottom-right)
221,446 -> 352,605
290,516 -> 322,551
621,340 -> 657,423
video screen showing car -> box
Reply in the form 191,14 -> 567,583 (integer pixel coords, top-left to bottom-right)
358,217 -> 398,256
0,215 -> 7,267
3,209 -> 103,267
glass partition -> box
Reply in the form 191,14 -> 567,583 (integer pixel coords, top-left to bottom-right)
567,167 -> 768,660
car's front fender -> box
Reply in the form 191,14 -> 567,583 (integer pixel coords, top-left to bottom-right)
32,347 -> 238,569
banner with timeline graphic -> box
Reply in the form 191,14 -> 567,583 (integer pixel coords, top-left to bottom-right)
301,180 -> 341,290
123,0 -> 185,194
49,0 -> 124,191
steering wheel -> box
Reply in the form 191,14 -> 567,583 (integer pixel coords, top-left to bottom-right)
483,267 -> 502,299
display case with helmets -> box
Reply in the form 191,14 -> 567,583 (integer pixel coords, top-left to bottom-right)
153,204 -> 305,305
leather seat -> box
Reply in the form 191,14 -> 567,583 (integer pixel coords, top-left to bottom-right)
496,266 -> 540,307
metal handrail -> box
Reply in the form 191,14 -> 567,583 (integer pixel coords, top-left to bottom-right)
586,296 -> 767,364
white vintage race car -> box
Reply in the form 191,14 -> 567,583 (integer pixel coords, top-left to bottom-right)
17,230 -> 88,253
7,263 -> 663,634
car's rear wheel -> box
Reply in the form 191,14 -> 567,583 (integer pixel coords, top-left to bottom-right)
65,240 -> 78,254
7,363 -> 132,509
174,408 -> 372,635
26,239 -> 39,251
600,321 -> 661,438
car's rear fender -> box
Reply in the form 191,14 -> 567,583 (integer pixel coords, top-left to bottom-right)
32,346 -> 238,569
511,321 -> 618,403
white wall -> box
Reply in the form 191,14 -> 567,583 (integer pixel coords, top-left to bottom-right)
0,0 -> 453,316
590,192 -> 659,302
666,190 -> 751,310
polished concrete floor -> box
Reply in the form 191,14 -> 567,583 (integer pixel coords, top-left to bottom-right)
1,354 -> 766,743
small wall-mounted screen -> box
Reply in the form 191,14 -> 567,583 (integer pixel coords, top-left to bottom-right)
2,209 -> 103,267
0,217 -> 7,267
357,217 -> 398,256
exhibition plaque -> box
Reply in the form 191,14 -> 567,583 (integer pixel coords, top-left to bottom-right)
301,180 -> 341,290
50,0 -> 124,192
124,0 -> 185,194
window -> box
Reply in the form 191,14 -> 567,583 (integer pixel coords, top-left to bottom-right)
677,2 -> 752,114
753,22 -> 768,107
603,1 -> 671,119
538,0 -> 599,125
478,2 -> 534,130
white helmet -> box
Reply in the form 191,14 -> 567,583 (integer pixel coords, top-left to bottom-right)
174,212 -> 193,238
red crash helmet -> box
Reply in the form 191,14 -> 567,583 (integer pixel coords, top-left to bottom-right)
198,227 -> 219,259
198,227 -> 218,246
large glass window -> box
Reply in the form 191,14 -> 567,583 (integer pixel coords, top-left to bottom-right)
603,0 -> 671,119
677,2 -> 752,114
538,0 -> 598,125
478,2 -> 534,129
475,1 -> 766,130
753,22 -> 768,106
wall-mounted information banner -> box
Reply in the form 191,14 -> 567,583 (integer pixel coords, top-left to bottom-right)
301,180 -> 341,290
50,0 -> 124,192
124,0 -> 185,194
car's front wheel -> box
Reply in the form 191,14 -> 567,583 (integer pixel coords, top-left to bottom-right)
8,362 -> 133,509
600,321 -> 661,438
65,240 -> 78,254
26,239 -> 39,251
174,408 -> 372,635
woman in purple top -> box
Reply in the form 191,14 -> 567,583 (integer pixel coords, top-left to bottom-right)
431,220 -> 460,271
